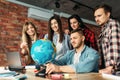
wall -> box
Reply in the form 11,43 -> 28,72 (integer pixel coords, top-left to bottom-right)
0,1 -> 100,66
0,1 -> 48,65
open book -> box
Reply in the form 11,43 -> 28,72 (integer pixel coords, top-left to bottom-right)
0,67 -> 27,80
102,73 -> 120,80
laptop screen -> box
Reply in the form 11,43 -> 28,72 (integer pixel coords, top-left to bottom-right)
6,52 -> 22,68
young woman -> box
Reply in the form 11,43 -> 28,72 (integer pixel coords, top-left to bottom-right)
68,14 -> 98,50
44,15 -> 72,60
20,22 -> 39,65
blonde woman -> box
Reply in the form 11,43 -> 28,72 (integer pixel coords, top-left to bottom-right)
20,22 -> 39,65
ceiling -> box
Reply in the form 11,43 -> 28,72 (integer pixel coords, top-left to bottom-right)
14,0 -> 120,22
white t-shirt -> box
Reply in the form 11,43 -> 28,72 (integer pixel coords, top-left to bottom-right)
56,35 -> 63,54
73,52 -> 81,64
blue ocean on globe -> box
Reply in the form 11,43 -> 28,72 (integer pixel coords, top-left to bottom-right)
31,39 -> 56,65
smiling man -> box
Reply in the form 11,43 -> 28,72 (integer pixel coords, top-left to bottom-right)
94,4 -> 120,74
45,29 -> 99,74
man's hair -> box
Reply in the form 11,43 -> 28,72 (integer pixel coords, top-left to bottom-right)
94,4 -> 112,18
70,28 -> 84,36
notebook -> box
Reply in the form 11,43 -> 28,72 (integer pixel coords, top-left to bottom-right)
6,52 -> 24,70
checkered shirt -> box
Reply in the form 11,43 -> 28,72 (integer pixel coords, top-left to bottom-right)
83,27 -> 98,50
98,19 -> 120,70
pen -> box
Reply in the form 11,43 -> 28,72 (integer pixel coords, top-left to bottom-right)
15,75 -> 27,80
14,73 -> 20,76
17,76 -> 27,80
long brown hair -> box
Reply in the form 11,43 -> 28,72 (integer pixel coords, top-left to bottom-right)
48,15 -> 64,43
21,22 -> 38,64
68,14 -> 86,32
22,22 -> 38,48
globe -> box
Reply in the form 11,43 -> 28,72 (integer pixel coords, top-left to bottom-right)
31,39 -> 56,65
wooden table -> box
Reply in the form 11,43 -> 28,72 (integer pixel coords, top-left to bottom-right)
26,69 -> 111,80
0,66 -> 113,80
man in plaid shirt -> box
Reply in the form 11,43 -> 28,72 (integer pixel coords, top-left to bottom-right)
68,14 -> 98,50
94,4 -> 120,74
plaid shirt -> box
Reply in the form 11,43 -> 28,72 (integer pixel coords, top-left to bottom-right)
83,27 -> 98,50
98,19 -> 120,69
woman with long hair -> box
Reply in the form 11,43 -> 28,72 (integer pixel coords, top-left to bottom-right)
20,22 -> 38,65
68,14 -> 98,50
44,15 -> 72,60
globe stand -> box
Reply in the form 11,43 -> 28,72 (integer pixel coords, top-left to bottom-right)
31,39 -> 56,77
35,64 -> 46,77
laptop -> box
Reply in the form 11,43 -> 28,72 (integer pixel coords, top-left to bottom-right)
6,52 -> 25,71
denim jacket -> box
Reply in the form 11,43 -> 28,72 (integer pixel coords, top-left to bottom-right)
44,33 -> 72,60
52,45 -> 99,73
